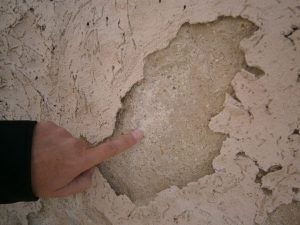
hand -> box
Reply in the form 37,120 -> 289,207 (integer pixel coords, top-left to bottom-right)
31,121 -> 143,198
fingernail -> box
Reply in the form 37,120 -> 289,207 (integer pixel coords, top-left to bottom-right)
131,129 -> 144,142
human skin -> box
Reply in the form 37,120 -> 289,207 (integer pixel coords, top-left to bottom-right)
31,121 -> 144,198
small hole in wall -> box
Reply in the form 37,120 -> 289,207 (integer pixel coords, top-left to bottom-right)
262,188 -> 273,195
106,16 -> 109,26
86,22 -> 90,26
291,25 -> 299,32
265,104 -> 270,112
36,24 -> 46,31
51,45 -> 56,54
292,187 -> 299,194
297,74 -> 300,82
159,0 -> 161,3
236,151 -> 246,157
29,7 -> 34,12
35,76 -> 38,80
292,129 -> 299,135
183,5 -> 186,10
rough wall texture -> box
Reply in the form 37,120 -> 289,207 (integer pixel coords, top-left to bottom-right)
262,201 -> 300,225
0,0 -> 299,225
100,18 -> 259,204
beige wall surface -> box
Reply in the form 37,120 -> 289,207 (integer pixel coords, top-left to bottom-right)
0,0 -> 299,224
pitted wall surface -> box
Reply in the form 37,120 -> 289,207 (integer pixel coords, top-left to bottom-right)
101,18 -> 258,204
0,0 -> 299,225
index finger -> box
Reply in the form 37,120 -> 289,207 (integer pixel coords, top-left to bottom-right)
83,129 -> 144,169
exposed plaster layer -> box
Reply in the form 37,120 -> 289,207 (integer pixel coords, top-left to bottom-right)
101,17 -> 258,204
0,0 -> 299,225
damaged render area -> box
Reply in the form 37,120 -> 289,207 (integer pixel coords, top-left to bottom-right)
100,17 -> 260,204
0,0 -> 299,225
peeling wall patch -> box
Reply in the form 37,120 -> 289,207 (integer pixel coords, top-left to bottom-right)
100,17 -> 259,204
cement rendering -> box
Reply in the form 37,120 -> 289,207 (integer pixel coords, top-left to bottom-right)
0,0 -> 299,225
101,18 -> 259,204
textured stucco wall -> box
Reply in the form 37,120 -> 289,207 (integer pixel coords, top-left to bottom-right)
0,0 -> 299,225
100,17 -> 260,204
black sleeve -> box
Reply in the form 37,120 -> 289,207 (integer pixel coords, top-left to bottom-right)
0,121 -> 39,204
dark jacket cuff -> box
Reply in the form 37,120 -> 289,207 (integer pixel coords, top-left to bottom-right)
0,121 -> 39,204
